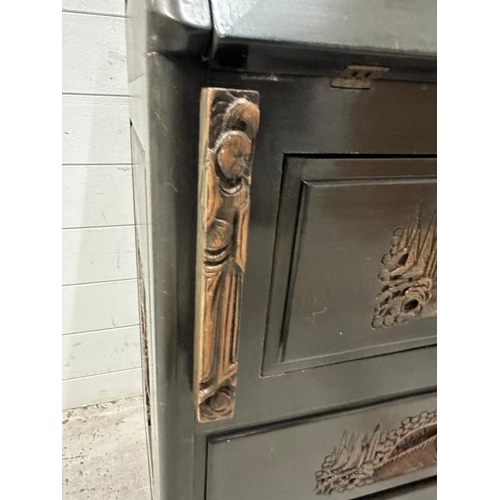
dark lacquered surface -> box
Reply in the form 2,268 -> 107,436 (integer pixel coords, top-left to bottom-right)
131,68 -> 437,499
137,0 -> 436,79
126,2 -> 437,496
367,479 -> 437,500
210,0 -> 436,56
141,69 -> 436,500
207,393 -> 436,500
263,158 -> 437,374
188,76 -> 437,438
147,0 -> 212,54
209,0 -> 436,78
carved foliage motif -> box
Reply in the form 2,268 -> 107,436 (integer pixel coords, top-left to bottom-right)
136,246 -> 151,428
315,410 -> 437,495
372,211 -> 437,328
194,88 -> 260,422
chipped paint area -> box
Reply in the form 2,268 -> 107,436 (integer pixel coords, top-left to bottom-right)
62,397 -> 150,499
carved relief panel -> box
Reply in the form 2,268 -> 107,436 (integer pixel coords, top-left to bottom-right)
373,212 -> 437,329
315,410 -> 437,495
194,88 -> 260,422
262,158 -> 437,376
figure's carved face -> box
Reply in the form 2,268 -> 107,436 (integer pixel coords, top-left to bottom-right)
216,131 -> 252,180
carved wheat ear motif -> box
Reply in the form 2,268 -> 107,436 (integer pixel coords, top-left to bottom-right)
315,410 -> 437,495
194,88 -> 260,422
372,210 -> 437,329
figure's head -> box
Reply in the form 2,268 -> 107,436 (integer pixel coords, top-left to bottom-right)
214,98 -> 260,182
216,131 -> 252,180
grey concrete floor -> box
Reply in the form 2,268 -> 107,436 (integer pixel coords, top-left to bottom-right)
62,397 -> 151,500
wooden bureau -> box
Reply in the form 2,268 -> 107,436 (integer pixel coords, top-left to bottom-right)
126,2 -> 437,499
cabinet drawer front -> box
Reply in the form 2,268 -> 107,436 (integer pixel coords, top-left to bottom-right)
207,394 -> 436,500
263,158 -> 437,375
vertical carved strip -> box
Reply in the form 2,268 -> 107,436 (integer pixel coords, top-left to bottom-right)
194,88 -> 260,422
136,246 -> 151,429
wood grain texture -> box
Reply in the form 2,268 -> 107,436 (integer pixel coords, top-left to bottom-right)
63,280 -> 139,334
62,12 -> 128,95
194,88 -> 260,422
62,165 -> 134,228
62,226 -> 137,285
62,95 -> 131,164
62,0 -> 125,16
62,368 -> 142,410
63,326 -> 141,379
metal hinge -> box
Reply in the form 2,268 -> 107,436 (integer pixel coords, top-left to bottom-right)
331,65 -> 390,90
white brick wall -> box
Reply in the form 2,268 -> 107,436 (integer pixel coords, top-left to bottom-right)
62,5 -> 142,408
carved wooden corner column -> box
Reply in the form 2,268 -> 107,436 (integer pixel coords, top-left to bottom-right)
194,88 -> 260,422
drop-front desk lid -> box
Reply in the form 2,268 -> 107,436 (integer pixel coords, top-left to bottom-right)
149,0 -> 437,80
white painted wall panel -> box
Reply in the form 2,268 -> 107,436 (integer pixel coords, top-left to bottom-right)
63,326 -> 141,379
63,13 -> 127,95
62,166 -> 134,228
63,280 -> 139,334
62,226 -> 136,285
62,95 -> 131,164
62,0 -> 125,16
62,4 -> 142,408
63,368 -> 143,409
